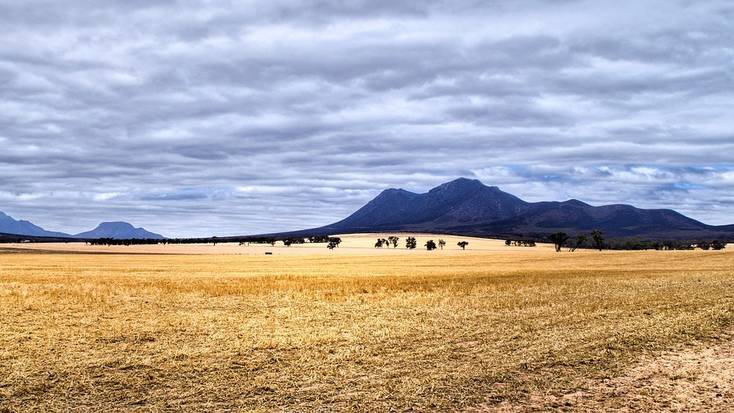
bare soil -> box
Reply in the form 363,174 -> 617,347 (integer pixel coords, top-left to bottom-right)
467,329 -> 734,412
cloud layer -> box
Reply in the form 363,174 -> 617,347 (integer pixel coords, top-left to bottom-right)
0,0 -> 732,237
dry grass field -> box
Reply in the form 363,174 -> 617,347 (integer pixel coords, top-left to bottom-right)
1,234 -> 733,412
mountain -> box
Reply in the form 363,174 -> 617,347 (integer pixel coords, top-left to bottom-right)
305,178 -> 733,240
0,211 -> 71,238
325,179 -> 527,231
74,222 -> 165,239
0,211 -> 165,240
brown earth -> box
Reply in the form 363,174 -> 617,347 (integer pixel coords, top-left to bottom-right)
466,330 -> 734,412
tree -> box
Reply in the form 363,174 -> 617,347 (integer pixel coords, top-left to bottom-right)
712,240 -> 727,250
572,234 -> 588,252
283,239 -> 293,247
327,241 -> 337,250
405,237 -> 417,249
698,241 -> 711,250
457,241 -> 469,250
505,239 -> 512,246
328,237 -> 342,248
425,240 -> 437,250
374,238 -> 389,248
548,232 -> 569,252
388,236 -> 400,248
438,239 -> 446,250
591,230 -> 604,251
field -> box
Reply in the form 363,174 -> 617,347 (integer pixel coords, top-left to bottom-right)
1,234 -> 733,412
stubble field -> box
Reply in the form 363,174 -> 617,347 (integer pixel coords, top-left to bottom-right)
1,234 -> 733,412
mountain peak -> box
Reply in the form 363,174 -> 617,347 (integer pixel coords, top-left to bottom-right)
96,221 -> 136,230
379,187 -> 412,195
323,177 -> 527,231
431,177 -> 485,191
75,221 -> 165,239
310,178 -> 729,239
564,199 -> 590,207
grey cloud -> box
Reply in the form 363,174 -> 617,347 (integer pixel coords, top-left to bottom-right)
0,0 -> 732,236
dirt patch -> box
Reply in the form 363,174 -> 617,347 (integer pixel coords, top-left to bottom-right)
467,330 -> 734,412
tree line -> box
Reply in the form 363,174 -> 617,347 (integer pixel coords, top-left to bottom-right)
545,230 -> 727,252
81,231 -> 727,252
547,230 -> 604,252
373,236 -> 470,250
85,235 -> 341,247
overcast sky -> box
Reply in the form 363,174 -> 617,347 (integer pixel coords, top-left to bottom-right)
1,0 -> 732,237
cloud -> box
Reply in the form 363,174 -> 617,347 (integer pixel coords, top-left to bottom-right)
0,0 -> 732,236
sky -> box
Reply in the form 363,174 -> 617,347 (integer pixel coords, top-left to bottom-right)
0,0 -> 733,237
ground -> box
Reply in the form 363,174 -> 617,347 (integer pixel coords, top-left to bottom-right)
467,329 -> 734,412
1,234 -> 732,412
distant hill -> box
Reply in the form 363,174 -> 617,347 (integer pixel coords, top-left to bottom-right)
0,211 -> 165,240
297,178 -> 734,240
0,211 -> 71,238
74,222 -> 165,239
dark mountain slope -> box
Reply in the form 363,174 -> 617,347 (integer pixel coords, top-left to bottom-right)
0,211 -> 71,238
303,178 -> 732,240
473,201 -> 713,238
74,222 -> 165,239
325,178 -> 528,232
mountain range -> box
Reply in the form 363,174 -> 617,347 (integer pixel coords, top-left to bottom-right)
299,178 -> 734,240
0,213 -> 164,239
2,178 -> 733,241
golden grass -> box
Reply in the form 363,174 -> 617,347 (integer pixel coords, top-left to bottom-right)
1,236 -> 733,411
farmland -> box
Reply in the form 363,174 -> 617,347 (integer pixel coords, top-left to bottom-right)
1,234 -> 733,411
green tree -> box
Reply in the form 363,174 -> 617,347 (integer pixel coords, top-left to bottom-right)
425,240 -> 437,250
374,238 -> 389,248
438,239 -> 446,250
405,237 -> 417,249
457,241 -> 469,250
328,237 -> 342,248
548,232 -> 570,252
591,230 -> 604,251
388,236 -> 400,248
572,234 -> 588,252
